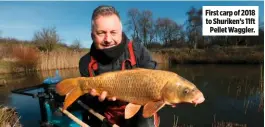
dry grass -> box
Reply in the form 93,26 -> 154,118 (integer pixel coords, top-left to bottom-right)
0,105 -> 21,127
0,38 -> 87,73
152,47 -> 264,64
11,44 -> 40,72
211,121 -> 247,127
151,52 -> 169,64
211,114 -> 247,127
37,50 -> 170,71
0,43 -> 40,73
151,52 -> 170,70
258,65 -> 264,112
172,121 -> 248,127
37,50 -> 86,71
0,44 -> 263,74
227,75 -> 264,114
172,115 -> 248,127
172,115 -> 194,127
0,43 -> 87,73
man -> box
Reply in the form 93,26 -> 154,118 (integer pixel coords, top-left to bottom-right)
78,5 -> 157,127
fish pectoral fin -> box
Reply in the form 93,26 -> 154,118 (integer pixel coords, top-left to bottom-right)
143,100 -> 165,118
63,86 -> 83,110
125,103 -> 142,119
55,78 -> 84,110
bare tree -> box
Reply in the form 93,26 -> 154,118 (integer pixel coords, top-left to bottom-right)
155,18 -> 182,47
126,8 -> 141,41
70,39 -> 81,51
186,7 -> 202,49
126,9 -> 155,47
138,10 -> 154,46
33,27 -> 61,52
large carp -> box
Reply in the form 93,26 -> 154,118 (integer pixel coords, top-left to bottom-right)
56,68 -> 205,119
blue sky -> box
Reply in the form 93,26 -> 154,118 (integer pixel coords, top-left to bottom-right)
0,1 -> 264,48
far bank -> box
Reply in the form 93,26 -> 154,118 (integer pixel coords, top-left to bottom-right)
0,46 -> 263,74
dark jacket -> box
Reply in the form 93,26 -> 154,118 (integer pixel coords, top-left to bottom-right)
78,33 -> 157,127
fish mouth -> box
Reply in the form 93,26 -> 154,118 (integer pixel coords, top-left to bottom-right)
192,95 -> 205,105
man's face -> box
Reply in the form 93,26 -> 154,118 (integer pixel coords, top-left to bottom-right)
92,14 -> 122,50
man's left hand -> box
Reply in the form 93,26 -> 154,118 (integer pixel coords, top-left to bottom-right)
90,89 -> 117,102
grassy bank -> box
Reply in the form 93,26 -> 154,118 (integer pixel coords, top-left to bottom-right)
151,46 -> 263,64
0,44 -> 263,74
0,51 -> 87,74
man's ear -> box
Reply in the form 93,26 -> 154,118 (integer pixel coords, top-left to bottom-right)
91,33 -> 95,40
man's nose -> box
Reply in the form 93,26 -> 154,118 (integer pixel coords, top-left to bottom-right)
103,33 -> 112,42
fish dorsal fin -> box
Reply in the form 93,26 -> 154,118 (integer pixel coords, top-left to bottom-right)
125,103 -> 142,119
143,100 -> 165,118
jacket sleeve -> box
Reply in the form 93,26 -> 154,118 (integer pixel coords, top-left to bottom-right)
79,52 -> 90,77
133,42 -> 157,69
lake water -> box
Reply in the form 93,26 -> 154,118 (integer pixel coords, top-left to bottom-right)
0,64 -> 263,127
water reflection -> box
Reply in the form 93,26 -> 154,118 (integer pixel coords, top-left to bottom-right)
0,69 -> 82,127
159,64 -> 263,127
0,64 -> 263,127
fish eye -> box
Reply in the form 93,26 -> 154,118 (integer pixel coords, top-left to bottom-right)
183,88 -> 190,94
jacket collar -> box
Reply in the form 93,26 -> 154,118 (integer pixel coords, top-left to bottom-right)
90,32 -> 129,65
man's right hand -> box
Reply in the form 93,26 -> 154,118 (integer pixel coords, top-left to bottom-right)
89,89 -> 117,102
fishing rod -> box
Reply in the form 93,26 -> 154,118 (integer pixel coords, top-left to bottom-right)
58,100 -> 120,127
76,100 -> 120,127
59,107 -> 89,127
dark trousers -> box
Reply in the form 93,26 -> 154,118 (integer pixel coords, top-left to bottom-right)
79,95 -> 155,127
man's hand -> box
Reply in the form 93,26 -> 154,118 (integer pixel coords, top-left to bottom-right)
89,89 -> 117,102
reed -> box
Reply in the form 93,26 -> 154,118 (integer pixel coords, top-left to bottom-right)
212,121 -> 247,127
228,74 -> 263,114
258,64 -> 264,112
171,115 -> 248,127
151,52 -> 170,70
11,44 -> 40,73
172,115 -> 179,127
211,112 -> 247,127
0,45 -> 263,74
0,105 -> 21,127
36,50 -> 87,71
37,50 -> 170,71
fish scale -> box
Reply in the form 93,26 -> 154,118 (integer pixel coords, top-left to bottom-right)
56,68 -> 205,120
79,69 -> 166,105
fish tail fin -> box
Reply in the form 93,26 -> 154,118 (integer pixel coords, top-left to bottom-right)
56,78 -> 84,110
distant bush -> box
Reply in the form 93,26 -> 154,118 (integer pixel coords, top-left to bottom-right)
0,38 -> 33,59
11,45 -> 40,72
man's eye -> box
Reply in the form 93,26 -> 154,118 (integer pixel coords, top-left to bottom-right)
97,33 -> 105,36
111,32 -> 117,35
